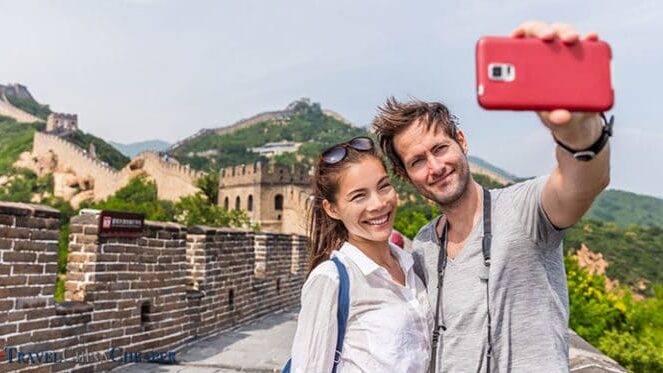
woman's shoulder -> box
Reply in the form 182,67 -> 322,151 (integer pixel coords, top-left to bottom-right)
305,259 -> 341,287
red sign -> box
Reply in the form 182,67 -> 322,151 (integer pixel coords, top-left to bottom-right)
98,211 -> 145,238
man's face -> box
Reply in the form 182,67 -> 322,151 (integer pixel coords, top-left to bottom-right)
393,120 -> 471,208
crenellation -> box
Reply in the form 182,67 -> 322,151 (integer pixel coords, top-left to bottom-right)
0,202 -> 307,372
29,134 -> 205,204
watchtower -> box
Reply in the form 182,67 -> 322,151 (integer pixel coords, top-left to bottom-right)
218,162 -> 311,235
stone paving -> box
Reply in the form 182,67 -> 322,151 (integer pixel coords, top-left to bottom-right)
117,307 -> 626,373
117,309 -> 297,373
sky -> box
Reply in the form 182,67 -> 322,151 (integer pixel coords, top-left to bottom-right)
2,0 -> 662,198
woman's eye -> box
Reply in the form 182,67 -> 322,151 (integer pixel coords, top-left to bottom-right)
380,183 -> 392,191
350,194 -> 365,202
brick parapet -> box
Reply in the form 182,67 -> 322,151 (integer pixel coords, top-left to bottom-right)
0,202 -> 63,373
1,204 -> 306,372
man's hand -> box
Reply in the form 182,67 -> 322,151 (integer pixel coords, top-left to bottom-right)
511,21 -> 603,148
511,21 -> 611,229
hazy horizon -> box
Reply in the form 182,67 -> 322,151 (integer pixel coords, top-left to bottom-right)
2,0 -> 662,197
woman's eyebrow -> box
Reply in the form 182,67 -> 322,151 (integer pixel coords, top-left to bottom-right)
346,187 -> 367,199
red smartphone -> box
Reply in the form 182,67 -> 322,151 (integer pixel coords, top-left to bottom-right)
475,36 -> 613,111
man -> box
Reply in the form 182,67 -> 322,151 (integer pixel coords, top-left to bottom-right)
372,22 -> 611,372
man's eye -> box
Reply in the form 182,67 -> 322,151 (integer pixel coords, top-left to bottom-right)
433,145 -> 447,155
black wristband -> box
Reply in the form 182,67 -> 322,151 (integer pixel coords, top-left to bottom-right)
553,113 -> 614,161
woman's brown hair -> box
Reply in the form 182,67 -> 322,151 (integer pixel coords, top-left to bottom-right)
306,143 -> 386,274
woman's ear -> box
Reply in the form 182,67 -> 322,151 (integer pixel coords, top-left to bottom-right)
322,199 -> 342,221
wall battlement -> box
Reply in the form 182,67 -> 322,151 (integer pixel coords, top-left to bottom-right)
31,132 -> 204,201
135,151 -> 206,180
0,88 -> 43,123
219,162 -> 311,187
0,202 -> 306,372
34,132 -> 121,178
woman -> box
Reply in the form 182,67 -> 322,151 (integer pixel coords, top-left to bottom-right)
289,136 -> 433,372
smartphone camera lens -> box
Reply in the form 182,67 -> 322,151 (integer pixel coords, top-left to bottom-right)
488,63 -> 515,82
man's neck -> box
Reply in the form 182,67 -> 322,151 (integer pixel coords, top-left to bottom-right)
437,180 -> 483,244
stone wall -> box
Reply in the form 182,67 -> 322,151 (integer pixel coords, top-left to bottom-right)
0,93 -> 43,124
33,132 -> 123,199
132,152 -> 204,201
30,132 -> 204,202
0,202 -> 306,372
218,163 -> 311,235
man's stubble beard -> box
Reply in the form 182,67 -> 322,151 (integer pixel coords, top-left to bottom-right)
416,158 -> 471,211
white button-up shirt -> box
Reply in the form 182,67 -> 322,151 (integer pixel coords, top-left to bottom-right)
291,241 -> 434,372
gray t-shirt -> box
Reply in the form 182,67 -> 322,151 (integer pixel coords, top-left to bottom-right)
412,176 -> 569,373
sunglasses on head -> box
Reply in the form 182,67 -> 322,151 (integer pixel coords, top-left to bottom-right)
320,137 -> 374,164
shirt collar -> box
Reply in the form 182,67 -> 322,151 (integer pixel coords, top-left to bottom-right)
337,241 -> 414,276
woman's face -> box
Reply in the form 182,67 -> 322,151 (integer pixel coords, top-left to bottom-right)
323,156 -> 398,245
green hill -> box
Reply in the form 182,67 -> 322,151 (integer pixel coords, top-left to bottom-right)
0,115 -> 43,174
171,100 -> 366,170
62,130 -> 130,170
5,94 -> 52,120
565,219 -> 663,294
586,189 -> 663,229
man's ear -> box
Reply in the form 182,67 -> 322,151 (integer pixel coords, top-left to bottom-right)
456,129 -> 469,154
322,199 -> 341,221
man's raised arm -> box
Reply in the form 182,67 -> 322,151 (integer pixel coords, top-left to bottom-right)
512,22 -> 611,229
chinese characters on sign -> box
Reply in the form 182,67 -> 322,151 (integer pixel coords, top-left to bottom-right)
98,211 -> 145,238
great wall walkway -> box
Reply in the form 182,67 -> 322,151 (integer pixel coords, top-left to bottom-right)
120,309 -> 297,373
120,309 -> 626,373
120,310 -> 627,373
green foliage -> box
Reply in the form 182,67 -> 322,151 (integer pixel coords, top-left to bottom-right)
598,330 -> 663,373
54,276 -> 65,303
62,130 -> 130,169
174,193 -> 255,229
87,175 -> 254,229
5,95 -> 52,120
0,116 -> 41,174
587,189 -> 663,229
57,224 -> 70,274
0,168 -> 53,202
172,102 -> 365,170
394,201 -> 439,239
195,170 -> 219,204
566,255 -> 663,372
85,176 -> 176,222
566,255 -> 628,343
565,219 -> 663,293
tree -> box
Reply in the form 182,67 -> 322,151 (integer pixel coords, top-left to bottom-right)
195,170 -> 219,204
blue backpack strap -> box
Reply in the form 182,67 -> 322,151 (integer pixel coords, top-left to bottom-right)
330,256 -> 350,373
282,257 -> 350,373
